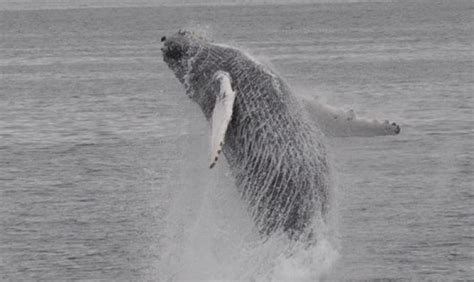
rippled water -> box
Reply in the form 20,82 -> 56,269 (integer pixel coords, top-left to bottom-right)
1,1 -> 473,280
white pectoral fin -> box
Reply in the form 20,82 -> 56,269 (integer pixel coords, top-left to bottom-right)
209,71 -> 236,169
302,96 -> 401,137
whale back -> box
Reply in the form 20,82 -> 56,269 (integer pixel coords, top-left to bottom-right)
182,42 -> 331,239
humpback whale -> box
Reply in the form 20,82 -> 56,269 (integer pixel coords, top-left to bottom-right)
161,30 -> 399,240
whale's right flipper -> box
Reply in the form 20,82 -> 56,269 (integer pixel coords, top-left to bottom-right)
209,71 -> 236,169
302,96 -> 400,137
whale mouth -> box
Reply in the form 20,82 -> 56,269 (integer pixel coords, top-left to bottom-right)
161,34 -> 184,62
161,44 -> 184,61
161,30 -> 205,64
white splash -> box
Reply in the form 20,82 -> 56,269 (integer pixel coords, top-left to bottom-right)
158,113 -> 339,281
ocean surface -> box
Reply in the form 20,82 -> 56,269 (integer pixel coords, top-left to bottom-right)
1,1 -> 472,280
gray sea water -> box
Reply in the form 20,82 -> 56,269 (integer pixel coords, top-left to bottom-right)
1,1 -> 473,280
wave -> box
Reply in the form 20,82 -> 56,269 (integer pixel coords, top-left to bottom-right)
158,108 -> 338,281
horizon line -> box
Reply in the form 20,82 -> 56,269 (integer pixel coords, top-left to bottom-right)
0,0 -> 404,12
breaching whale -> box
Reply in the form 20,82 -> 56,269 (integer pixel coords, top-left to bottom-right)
161,30 -> 399,240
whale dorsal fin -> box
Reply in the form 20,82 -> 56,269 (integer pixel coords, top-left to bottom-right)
209,71 -> 236,169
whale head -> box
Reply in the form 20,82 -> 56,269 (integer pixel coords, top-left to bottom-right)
161,30 -> 206,82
